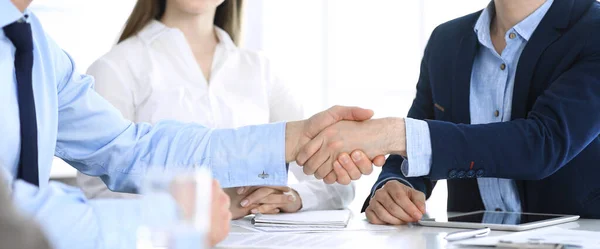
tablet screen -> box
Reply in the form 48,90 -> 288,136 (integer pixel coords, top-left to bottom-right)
447,211 -> 564,225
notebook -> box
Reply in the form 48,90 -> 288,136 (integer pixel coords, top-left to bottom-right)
251,210 -> 352,228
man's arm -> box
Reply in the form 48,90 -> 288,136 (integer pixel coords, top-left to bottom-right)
302,24 -> 600,182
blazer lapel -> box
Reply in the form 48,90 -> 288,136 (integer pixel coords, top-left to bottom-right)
452,31 -> 479,124
511,0 -> 575,119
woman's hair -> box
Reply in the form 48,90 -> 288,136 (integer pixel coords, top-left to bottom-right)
118,0 -> 243,45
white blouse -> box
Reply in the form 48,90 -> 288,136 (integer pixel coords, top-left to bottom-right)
76,20 -> 354,211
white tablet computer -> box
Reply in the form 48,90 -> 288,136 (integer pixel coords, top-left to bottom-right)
418,211 -> 580,231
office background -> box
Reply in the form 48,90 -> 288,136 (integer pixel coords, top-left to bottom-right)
32,0 -> 490,215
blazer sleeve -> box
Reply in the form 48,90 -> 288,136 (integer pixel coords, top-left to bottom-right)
425,26 -> 600,181
362,29 -> 438,212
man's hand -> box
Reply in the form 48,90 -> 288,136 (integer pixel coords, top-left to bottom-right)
296,118 -> 406,181
237,186 -> 302,214
285,106 -> 386,183
365,180 -> 426,225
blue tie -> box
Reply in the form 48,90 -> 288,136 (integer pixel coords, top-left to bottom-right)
4,19 -> 39,186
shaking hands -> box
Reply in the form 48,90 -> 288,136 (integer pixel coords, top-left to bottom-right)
285,106 -> 408,185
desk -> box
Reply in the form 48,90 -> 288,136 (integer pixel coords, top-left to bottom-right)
217,214 -> 600,249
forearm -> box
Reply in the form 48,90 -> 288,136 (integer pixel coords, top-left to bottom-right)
12,181 -> 178,249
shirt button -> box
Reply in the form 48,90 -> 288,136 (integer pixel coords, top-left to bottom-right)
500,63 -> 506,70
494,110 -> 500,117
509,33 -> 516,39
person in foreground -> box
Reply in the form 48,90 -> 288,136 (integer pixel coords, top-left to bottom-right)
302,0 -> 599,224
76,0 -> 356,216
0,0 -> 384,248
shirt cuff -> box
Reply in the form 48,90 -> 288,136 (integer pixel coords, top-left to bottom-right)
208,122 -> 288,188
402,118 -> 433,177
370,177 -> 415,200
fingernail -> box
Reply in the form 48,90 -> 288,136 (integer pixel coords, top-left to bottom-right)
251,208 -> 258,214
237,187 -> 245,195
340,154 -> 350,164
414,212 -> 423,219
352,151 -> 362,161
240,200 -> 249,207
288,195 -> 296,202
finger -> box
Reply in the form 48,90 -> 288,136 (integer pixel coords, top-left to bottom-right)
315,156 -> 335,179
373,155 -> 386,167
237,187 -> 246,195
332,161 -> 351,185
365,207 -> 385,225
240,188 -> 274,207
337,153 -> 362,180
386,183 -> 423,220
260,208 -> 281,214
327,105 -> 374,123
259,194 -> 295,204
303,141 -> 331,178
381,190 -> 414,222
297,135 -> 326,169
323,171 -> 337,184
304,106 -> 375,139
408,188 -> 427,214
253,204 -> 280,214
371,200 -> 404,225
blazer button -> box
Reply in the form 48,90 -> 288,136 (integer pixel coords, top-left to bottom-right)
476,169 -> 485,177
448,169 -> 458,179
457,170 -> 466,179
466,170 -> 476,178
500,63 -> 506,70
495,208 -> 503,212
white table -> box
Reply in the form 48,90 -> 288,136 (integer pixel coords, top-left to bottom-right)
217,213 -> 600,249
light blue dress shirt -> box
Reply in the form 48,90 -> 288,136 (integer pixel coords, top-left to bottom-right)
400,0 -> 553,212
0,2 -> 288,249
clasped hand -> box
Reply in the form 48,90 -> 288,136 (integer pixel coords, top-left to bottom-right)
286,106 -> 406,185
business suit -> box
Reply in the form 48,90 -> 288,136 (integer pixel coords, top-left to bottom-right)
364,0 -> 600,217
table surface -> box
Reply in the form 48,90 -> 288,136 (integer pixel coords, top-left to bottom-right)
218,213 -> 600,249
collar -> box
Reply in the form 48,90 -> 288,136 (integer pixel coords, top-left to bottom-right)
0,0 -> 31,28
474,0 -> 554,46
138,20 -> 236,50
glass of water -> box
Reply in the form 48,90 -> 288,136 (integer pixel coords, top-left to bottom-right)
136,167 -> 212,249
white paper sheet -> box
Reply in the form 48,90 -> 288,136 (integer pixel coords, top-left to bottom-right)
253,210 -> 351,227
458,227 -> 600,248
232,216 -> 398,233
216,232 -> 387,249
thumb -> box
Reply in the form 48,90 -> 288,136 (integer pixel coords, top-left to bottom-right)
409,188 -> 427,214
328,106 -> 374,122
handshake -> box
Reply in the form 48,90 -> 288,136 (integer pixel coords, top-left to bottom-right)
284,105 -> 408,185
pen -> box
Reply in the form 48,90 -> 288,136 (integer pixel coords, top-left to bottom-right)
444,227 -> 491,241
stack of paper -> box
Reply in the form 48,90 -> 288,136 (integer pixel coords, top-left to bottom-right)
252,210 -> 351,228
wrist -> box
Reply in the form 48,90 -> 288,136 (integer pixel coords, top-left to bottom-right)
285,121 -> 303,162
384,117 -> 407,156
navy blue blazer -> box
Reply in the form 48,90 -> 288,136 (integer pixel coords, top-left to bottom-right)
363,0 -> 600,218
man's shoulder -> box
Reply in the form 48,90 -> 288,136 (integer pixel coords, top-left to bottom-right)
429,10 -> 481,44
